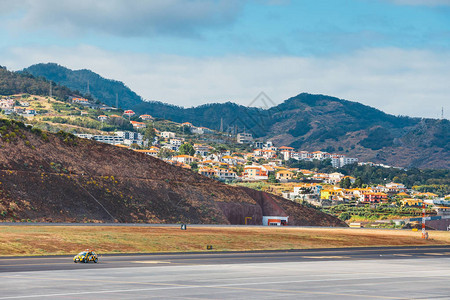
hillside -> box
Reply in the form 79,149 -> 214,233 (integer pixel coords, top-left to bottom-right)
1,94 -> 134,135
21,63 -> 450,169
22,63 -> 141,109
265,94 -> 449,169
0,118 -> 345,226
0,66 -> 78,101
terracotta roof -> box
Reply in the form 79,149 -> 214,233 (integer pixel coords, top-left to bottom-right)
173,155 -> 195,158
277,170 -> 293,174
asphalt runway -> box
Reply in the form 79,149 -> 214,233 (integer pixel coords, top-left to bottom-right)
0,246 -> 449,299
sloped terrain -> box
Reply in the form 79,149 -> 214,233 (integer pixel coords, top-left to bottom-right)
0,66 -> 76,100
0,119 -> 346,226
265,94 -> 449,169
23,63 -> 449,169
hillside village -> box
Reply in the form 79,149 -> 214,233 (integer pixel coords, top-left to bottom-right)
1,94 -> 449,225
0,94 -> 363,177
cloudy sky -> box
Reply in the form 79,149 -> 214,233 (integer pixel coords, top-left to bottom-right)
1,0 -> 449,118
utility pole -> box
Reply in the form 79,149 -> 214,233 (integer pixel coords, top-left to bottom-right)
49,81 -> 52,98
87,80 -> 90,95
220,118 -> 223,132
116,93 -> 119,108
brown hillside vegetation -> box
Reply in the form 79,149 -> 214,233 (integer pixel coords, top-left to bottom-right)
0,119 -> 346,226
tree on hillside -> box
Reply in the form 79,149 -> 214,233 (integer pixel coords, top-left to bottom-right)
143,125 -> 156,142
339,177 -> 351,189
158,148 -> 173,159
179,143 -> 195,156
268,173 -> 278,183
352,177 -> 364,188
190,162 -> 198,173
234,164 -> 244,176
179,125 -> 192,135
214,144 -> 228,153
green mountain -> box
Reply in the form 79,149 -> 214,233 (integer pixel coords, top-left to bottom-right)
22,63 -> 142,108
21,63 -> 449,169
0,66 -> 76,100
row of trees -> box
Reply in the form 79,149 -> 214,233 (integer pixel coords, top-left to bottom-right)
339,163 -> 450,189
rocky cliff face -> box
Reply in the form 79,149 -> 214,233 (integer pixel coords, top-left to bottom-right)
0,119 -> 346,226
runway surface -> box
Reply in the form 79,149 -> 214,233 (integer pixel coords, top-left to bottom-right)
0,246 -> 449,299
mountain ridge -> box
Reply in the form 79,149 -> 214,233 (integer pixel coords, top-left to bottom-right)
22,63 -> 142,109
20,63 -> 450,169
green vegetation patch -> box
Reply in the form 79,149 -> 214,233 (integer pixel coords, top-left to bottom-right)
359,127 -> 394,150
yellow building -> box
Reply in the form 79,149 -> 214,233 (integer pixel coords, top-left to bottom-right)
276,170 -> 294,180
321,189 -> 342,200
401,198 -> 424,207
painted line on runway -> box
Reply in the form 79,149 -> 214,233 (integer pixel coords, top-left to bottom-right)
300,255 -> 349,259
131,261 -> 171,264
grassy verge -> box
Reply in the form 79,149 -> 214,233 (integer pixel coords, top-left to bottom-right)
0,226 -> 449,256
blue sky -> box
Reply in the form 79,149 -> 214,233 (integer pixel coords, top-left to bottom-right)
1,0 -> 449,118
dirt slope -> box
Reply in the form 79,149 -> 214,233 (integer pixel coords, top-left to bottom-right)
0,119 -> 346,226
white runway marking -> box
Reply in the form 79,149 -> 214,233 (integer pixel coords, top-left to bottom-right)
131,261 -> 171,264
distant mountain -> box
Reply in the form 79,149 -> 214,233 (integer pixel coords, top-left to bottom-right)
21,63 -> 449,169
136,94 -> 449,169
0,66 -> 76,100
264,94 -> 449,169
22,63 -> 142,109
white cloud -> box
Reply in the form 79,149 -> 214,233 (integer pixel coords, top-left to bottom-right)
2,45 -> 449,119
2,0 -> 242,37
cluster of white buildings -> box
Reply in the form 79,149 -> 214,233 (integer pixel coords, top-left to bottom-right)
75,131 -> 146,147
251,144 -> 358,168
0,98 -> 36,117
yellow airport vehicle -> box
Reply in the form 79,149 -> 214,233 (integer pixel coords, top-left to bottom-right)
73,249 -> 98,263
